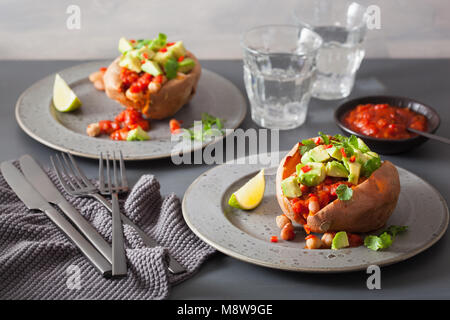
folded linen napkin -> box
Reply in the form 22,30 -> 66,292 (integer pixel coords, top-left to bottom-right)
0,163 -> 215,300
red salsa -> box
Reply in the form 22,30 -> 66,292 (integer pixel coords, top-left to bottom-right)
343,103 -> 428,139
120,68 -> 154,93
97,107 -> 149,141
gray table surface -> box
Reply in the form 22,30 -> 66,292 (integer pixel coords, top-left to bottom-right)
1,59 -> 450,299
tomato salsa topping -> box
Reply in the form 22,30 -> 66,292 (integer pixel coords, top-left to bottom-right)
93,107 -> 149,141
342,103 -> 428,139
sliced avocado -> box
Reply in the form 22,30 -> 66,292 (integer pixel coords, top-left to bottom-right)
367,151 -> 379,158
331,231 -> 349,250
129,46 -> 155,60
343,160 -> 361,185
126,126 -> 150,141
153,50 -> 174,66
301,150 -> 315,164
352,149 -> 364,165
361,153 -> 381,177
118,37 -> 134,53
119,54 -> 141,73
356,137 -> 370,153
178,58 -> 196,73
327,146 -> 343,161
168,41 -> 187,59
309,145 -> 331,162
141,60 -> 163,76
296,162 -> 326,187
281,176 -> 302,198
326,161 -> 349,178
148,33 -> 167,51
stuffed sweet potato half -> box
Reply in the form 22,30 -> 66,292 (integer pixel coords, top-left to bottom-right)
93,34 -> 201,120
275,133 -> 400,248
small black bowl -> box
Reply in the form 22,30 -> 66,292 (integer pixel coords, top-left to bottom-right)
334,95 -> 441,154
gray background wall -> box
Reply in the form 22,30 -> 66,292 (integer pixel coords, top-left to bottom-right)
1,0 -> 449,60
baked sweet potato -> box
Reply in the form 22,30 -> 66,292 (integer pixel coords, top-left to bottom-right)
276,141 -> 401,233
103,51 -> 201,120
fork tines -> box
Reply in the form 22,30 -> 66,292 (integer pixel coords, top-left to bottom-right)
99,151 -> 128,195
51,153 -> 96,195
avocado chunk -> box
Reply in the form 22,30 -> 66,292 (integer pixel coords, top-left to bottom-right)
361,152 -> 381,177
309,145 -> 331,162
178,58 -> 196,73
118,37 -> 134,53
367,151 -> 379,158
296,162 -> 326,187
128,46 -> 155,60
119,54 -> 141,73
126,126 -> 150,141
153,50 -> 174,66
356,137 -> 370,153
141,60 -> 163,76
281,176 -> 302,198
326,146 -> 343,161
326,161 -> 349,178
301,150 -> 315,164
168,41 -> 187,59
343,159 -> 361,185
331,231 -> 349,250
148,33 -> 167,51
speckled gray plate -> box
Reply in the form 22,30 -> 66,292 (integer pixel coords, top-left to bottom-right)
15,61 -> 246,160
182,152 -> 449,272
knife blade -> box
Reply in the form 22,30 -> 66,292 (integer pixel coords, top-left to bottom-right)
1,161 -> 112,277
19,154 -> 112,263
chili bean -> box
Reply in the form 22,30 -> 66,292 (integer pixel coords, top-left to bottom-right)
280,223 -> 295,241
276,214 -> 291,229
306,236 -> 322,249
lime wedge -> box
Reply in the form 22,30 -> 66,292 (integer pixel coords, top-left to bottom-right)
228,169 -> 265,210
53,74 -> 82,112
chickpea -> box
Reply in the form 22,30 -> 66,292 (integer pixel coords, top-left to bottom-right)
93,80 -> 105,91
148,81 -> 162,94
89,71 -> 103,83
280,223 -> 295,241
126,88 -> 144,102
86,122 -> 100,137
306,236 -> 323,249
321,232 -> 335,249
276,214 -> 290,229
308,198 -> 320,215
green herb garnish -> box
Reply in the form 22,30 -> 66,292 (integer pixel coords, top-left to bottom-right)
364,225 -> 408,251
335,184 -> 353,201
176,112 -> 224,141
299,139 -> 316,155
164,58 -> 179,80
362,156 -> 381,177
318,131 -> 330,145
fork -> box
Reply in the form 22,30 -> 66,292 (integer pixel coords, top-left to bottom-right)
51,152 -> 186,275
99,151 -> 128,277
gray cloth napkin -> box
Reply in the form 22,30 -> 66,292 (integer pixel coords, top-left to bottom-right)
0,163 -> 215,300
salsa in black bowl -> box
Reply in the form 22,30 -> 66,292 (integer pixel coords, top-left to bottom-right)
334,96 -> 440,154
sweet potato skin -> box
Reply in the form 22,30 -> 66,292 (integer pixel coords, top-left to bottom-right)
276,142 -> 401,233
103,51 -> 201,119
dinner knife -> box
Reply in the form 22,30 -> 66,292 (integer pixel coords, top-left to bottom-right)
1,161 -> 112,276
19,155 -> 113,264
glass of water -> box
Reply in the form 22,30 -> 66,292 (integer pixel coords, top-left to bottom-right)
241,25 -> 322,130
293,1 -> 368,100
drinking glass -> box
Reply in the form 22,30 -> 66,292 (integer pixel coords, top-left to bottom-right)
241,25 -> 322,130
293,1 -> 368,100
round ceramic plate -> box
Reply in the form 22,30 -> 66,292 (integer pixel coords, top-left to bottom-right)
182,153 -> 449,272
15,61 -> 246,160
